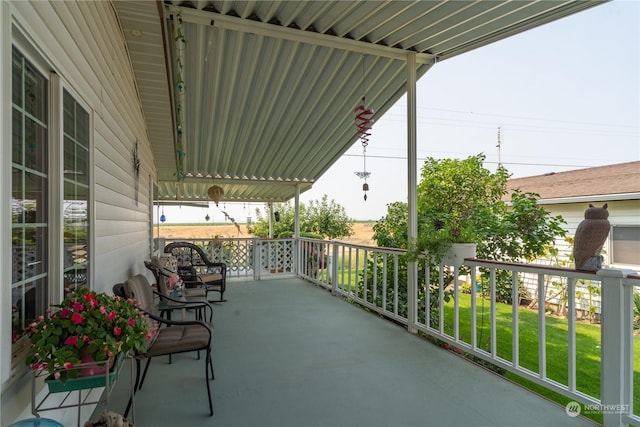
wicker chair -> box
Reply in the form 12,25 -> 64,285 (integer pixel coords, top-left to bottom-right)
144,258 -> 212,322
121,274 -> 214,416
164,242 -> 227,302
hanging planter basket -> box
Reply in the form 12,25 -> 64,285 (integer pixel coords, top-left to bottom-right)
442,243 -> 477,267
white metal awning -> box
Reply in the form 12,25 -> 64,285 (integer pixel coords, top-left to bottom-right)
114,0 -> 605,204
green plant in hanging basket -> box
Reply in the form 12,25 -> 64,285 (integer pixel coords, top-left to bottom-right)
26,288 -> 153,382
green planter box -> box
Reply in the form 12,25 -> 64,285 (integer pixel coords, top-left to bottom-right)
44,354 -> 123,393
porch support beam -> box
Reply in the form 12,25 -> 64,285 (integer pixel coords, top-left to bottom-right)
169,5 -> 435,64
294,184 -> 300,275
406,51 -> 418,334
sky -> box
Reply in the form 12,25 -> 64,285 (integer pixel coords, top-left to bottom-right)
160,0 -> 639,226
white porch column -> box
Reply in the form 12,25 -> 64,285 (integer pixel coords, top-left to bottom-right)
406,51 -> 418,333
268,202 -> 274,238
294,184 -> 300,274
294,184 -> 300,238
597,268 -> 635,427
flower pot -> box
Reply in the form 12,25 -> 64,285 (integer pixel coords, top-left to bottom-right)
45,353 -> 122,393
442,243 -> 477,267
79,350 -> 115,377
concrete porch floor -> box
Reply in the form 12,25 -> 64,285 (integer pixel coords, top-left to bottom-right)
104,278 -> 597,427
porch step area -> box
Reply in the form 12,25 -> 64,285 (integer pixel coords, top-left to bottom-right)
104,278 -> 598,427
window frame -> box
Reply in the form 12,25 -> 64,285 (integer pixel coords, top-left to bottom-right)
610,224 -> 640,268
9,38 -> 93,380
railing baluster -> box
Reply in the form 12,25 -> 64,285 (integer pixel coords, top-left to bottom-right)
567,277 -> 576,392
537,273 -> 546,380
453,264 -> 459,341
512,270 -> 519,369
470,266 -> 477,350
490,267 -> 497,357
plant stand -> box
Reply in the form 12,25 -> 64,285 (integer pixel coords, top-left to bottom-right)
31,353 -> 134,427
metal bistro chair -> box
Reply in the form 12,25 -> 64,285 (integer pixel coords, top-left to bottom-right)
164,242 -> 227,302
121,274 -> 214,417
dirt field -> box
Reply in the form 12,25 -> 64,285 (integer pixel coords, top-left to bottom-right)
157,222 -> 376,246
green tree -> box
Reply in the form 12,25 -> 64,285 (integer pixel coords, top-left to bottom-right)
303,195 -> 353,239
248,195 -> 353,239
369,154 -> 567,305
248,203 -> 300,238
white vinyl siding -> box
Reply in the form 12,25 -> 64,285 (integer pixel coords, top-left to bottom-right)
2,1 -> 156,424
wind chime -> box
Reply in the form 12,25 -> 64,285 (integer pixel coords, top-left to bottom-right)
354,56 -> 374,201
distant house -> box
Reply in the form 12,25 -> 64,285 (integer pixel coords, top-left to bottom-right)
506,161 -> 640,270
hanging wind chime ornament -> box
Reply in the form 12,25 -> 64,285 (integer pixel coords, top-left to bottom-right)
160,206 -> 166,223
354,55 -> 374,201
354,97 -> 374,200
354,96 -> 374,201
208,185 -> 224,206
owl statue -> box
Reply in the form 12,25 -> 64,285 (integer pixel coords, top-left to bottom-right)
573,204 -> 610,271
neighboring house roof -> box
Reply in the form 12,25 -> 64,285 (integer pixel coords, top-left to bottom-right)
505,161 -> 640,204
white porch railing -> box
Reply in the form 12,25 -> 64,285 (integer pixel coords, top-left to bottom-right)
156,236 -> 639,426
160,237 -> 296,279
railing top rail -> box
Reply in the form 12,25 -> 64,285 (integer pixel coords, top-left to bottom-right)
466,258 -> 640,284
327,240 -> 407,254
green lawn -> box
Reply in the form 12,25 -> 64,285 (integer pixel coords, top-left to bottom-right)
330,259 -> 639,423
440,293 -> 640,424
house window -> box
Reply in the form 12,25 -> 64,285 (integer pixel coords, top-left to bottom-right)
611,225 -> 640,266
11,48 -> 49,345
63,89 -> 90,295
10,47 -> 92,359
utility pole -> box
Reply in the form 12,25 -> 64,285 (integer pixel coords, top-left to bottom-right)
496,127 -> 502,168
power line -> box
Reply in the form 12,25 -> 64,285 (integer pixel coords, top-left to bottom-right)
390,104 -> 639,130
341,152 -> 594,169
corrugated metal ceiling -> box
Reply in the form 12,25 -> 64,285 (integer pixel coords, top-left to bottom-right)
114,0 -> 605,205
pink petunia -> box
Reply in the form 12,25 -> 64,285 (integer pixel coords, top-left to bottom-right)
99,305 -> 106,315
113,326 -> 122,336
59,308 -> 72,318
73,302 -> 84,311
63,362 -> 74,370
83,292 -> 94,302
31,362 -> 48,371
64,336 -> 79,346
106,311 -> 116,321
83,335 -> 91,343
128,318 -> 135,326
89,299 -> 97,309
71,313 -> 83,325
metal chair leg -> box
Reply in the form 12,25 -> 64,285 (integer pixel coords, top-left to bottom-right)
138,357 -> 153,390
206,348 -> 213,416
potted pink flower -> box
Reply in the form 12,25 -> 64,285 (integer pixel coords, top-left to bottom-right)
26,288 -> 152,384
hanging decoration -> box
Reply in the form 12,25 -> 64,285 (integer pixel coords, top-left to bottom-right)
354,56 -> 374,201
132,139 -> 141,205
172,11 -> 186,182
208,185 -> 224,206
160,206 -> 166,223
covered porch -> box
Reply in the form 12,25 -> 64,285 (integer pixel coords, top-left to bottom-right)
107,277 -> 597,427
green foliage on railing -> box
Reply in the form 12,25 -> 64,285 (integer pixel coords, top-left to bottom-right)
372,155 -> 568,304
